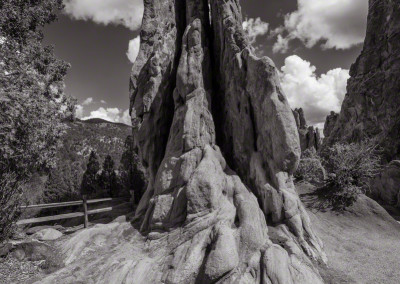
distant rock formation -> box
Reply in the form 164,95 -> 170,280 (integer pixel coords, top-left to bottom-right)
324,0 -> 400,162
293,108 -> 321,153
126,0 -> 325,282
323,111 -> 338,139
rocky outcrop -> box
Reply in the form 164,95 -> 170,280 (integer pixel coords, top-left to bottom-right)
324,0 -> 400,162
323,111 -> 338,138
293,108 -> 321,153
371,160 -> 400,206
39,1 -> 325,283
32,228 -> 63,241
128,0 -> 325,282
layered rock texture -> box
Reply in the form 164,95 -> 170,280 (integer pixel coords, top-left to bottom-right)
371,160 -> 400,206
293,108 -> 321,153
324,0 -> 400,162
323,111 -> 338,139
126,0 -> 325,283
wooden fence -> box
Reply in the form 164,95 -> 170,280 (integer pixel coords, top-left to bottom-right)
17,195 -> 128,228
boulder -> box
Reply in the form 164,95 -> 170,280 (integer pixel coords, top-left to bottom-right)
0,242 -> 12,257
12,241 -> 53,261
324,0 -> 400,162
33,228 -> 63,241
26,225 -> 64,235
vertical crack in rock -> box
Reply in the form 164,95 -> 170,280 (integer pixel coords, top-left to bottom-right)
130,0 -> 186,220
129,0 -> 326,282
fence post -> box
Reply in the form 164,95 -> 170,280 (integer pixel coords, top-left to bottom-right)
83,195 -> 88,228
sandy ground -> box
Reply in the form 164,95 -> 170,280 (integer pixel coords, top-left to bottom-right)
4,191 -> 400,283
298,182 -> 400,284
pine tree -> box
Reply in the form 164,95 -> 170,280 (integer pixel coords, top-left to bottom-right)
80,151 -> 100,198
120,136 -> 148,204
99,155 -> 119,197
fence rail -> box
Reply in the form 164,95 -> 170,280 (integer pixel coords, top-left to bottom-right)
20,197 -> 119,210
17,196 -> 127,228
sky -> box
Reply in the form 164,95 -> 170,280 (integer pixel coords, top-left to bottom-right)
43,0 -> 369,128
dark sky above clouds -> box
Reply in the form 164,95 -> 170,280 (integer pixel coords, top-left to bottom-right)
43,0 -> 368,127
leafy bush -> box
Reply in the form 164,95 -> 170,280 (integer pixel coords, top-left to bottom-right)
321,139 -> 382,208
0,173 -> 23,243
295,148 -> 326,184
43,162 -> 81,203
0,0 -> 72,241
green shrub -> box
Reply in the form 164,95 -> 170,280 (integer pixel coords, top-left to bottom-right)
321,139 -> 382,208
0,0 -> 72,241
295,148 -> 326,184
0,173 -> 23,243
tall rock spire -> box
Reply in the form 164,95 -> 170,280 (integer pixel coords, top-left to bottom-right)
324,0 -> 400,162
128,0 -> 326,282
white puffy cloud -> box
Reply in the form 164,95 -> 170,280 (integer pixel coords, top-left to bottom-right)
81,107 -> 131,125
242,17 -> 269,44
64,0 -> 143,30
100,100 -> 107,104
280,55 -> 349,126
273,34 -> 290,53
127,36 -> 140,63
82,97 -> 93,106
273,0 -> 368,53
75,104 -> 84,118
121,109 -> 131,125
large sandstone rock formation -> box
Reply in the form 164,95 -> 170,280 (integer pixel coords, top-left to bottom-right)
127,0 -> 325,282
34,1 -> 325,283
323,111 -> 338,139
293,108 -> 321,153
324,0 -> 400,162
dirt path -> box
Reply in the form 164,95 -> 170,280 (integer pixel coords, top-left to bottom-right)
298,182 -> 400,284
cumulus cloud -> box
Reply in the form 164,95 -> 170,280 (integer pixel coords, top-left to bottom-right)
273,0 -> 368,53
64,0 -> 144,30
82,97 -> 93,106
100,100 -> 107,104
82,107 -> 132,125
242,17 -> 269,44
280,55 -> 349,126
121,109 -> 131,125
127,36 -> 140,63
75,104 -> 84,119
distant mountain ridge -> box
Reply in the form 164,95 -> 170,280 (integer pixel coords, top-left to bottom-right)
77,118 -> 132,128
31,118 -> 133,203
61,118 -> 131,169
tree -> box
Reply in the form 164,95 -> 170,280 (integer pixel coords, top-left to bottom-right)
120,136 -> 148,204
99,155 -> 120,197
44,162 -> 79,202
320,139 -> 382,208
0,0 -> 73,242
80,151 -> 100,198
